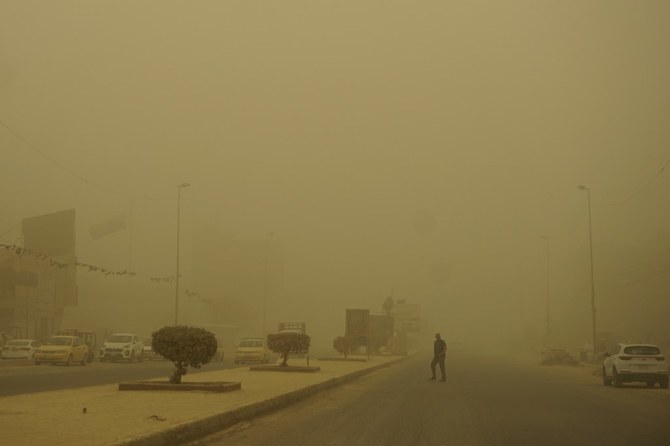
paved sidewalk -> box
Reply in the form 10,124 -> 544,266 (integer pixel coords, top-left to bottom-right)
1,355 -> 405,446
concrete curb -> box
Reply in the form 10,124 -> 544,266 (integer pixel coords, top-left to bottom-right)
118,381 -> 242,393
249,365 -> 320,373
116,355 -> 407,446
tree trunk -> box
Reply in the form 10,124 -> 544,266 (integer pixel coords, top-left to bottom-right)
170,362 -> 187,383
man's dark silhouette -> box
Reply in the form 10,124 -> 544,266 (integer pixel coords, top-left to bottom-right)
429,333 -> 447,381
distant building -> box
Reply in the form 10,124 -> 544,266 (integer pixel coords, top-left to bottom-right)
0,209 -> 77,340
391,299 -> 421,333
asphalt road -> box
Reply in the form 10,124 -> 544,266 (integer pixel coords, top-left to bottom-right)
0,358 -> 234,396
190,351 -> 670,446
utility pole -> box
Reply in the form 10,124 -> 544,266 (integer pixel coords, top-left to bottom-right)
540,236 -> 550,347
262,232 -> 275,336
175,182 -> 190,325
578,185 -> 597,359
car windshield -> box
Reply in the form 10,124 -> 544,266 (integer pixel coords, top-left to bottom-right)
7,340 -> 30,346
240,340 -> 263,347
624,345 -> 661,355
107,335 -> 133,343
46,337 -> 72,346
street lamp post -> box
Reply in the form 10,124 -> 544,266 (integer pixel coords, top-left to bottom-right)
175,182 -> 190,325
578,184 -> 597,358
540,235 -> 550,347
262,232 -> 275,337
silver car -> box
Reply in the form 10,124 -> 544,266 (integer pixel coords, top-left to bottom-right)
602,343 -> 669,388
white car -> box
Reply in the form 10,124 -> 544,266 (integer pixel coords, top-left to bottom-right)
99,333 -> 144,362
1,339 -> 41,360
602,343 -> 669,388
235,338 -> 270,364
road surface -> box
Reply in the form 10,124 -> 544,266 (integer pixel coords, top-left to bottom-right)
0,358 -> 233,396
191,351 -> 670,446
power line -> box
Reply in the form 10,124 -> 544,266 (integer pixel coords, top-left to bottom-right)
1,119 -> 170,201
605,159 -> 670,206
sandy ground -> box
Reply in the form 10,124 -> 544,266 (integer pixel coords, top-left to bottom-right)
1,356 -> 402,446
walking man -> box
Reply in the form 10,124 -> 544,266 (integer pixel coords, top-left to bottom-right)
429,333 -> 447,381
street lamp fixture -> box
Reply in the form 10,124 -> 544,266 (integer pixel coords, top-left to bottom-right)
263,232 -> 275,337
175,182 -> 190,325
540,235 -> 550,347
578,184 -> 597,358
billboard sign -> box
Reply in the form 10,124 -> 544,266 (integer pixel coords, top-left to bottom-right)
345,309 -> 369,347
391,301 -> 421,332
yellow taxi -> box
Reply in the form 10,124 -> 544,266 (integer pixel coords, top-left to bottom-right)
34,335 -> 89,366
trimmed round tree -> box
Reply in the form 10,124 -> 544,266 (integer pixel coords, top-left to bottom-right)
151,325 -> 218,384
333,335 -> 355,359
267,332 -> 311,367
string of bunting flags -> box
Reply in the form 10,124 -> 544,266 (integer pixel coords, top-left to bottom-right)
1,243 -> 68,268
1,243 -> 175,283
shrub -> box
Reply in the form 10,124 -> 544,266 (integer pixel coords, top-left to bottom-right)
333,335 -> 355,359
267,332 -> 310,367
151,325 -> 218,384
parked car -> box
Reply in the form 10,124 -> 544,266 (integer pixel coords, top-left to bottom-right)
235,338 -> 270,364
99,333 -> 144,362
34,335 -> 89,366
602,343 -> 669,388
57,329 -> 97,363
540,348 -> 578,366
1,339 -> 41,360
